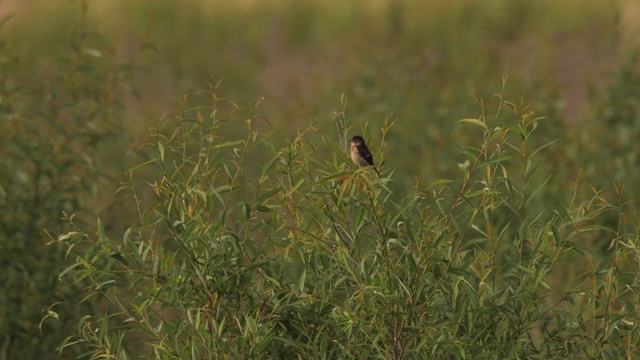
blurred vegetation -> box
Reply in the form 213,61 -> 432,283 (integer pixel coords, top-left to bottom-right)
0,0 -> 639,358
0,3 -> 140,358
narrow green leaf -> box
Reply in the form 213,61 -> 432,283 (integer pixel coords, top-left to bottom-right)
157,142 -> 165,162
58,263 -> 80,279
551,223 -> 562,246
213,139 -> 243,148
257,187 -> 283,204
212,185 -> 231,204
449,267 -> 474,277
298,268 -> 306,293
459,118 -> 488,130
243,202 -> 251,220
97,217 -> 106,241
288,178 -> 305,195
261,157 -> 278,176
128,158 -> 159,171
77,315 -> 91,335
98,312 -> 109,343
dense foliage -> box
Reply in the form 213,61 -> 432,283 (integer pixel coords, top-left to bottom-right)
54,86 -> 640,358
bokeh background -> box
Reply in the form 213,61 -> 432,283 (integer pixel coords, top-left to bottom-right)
2,0 -> 640,358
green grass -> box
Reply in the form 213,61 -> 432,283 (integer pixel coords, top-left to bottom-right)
1,0 -> 640,358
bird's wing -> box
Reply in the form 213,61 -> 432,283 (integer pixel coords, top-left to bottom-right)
357,145 -> 375,165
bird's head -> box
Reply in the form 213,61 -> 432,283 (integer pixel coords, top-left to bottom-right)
350,135 -> 365,146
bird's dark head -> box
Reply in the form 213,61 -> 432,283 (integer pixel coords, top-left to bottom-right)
350,135 -> 365,145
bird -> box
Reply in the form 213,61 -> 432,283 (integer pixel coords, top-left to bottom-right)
350,135 -> 381,177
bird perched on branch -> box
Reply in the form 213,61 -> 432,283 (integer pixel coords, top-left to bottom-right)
350,135 -> 381,177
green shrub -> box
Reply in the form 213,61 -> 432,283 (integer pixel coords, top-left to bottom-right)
53,82 -> 640,358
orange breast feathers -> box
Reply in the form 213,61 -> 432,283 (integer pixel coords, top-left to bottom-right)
351,143 -> 369,167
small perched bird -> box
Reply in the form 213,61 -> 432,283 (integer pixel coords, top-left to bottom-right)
350,135 -> 381,177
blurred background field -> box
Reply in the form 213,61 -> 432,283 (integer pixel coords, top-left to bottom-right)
3,0 -> 639,188
2,0 -> 640,357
